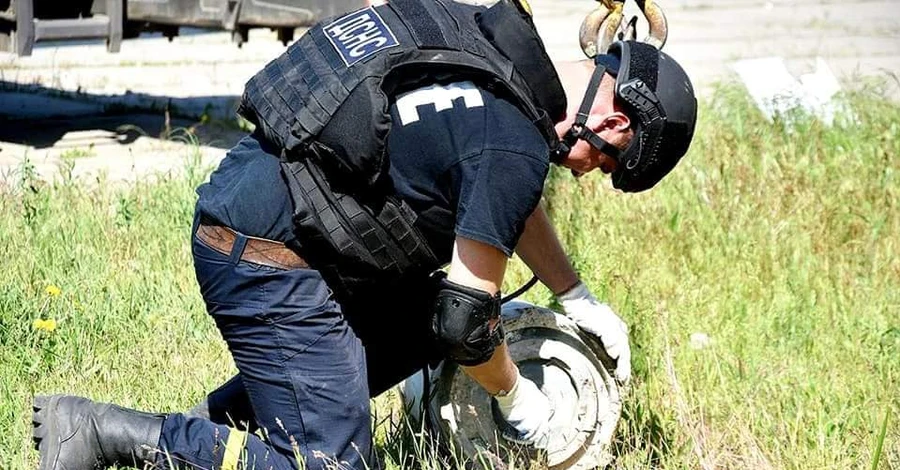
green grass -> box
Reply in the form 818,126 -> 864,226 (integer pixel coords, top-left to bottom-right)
1,82 -> 898,469
59,146 -> 97,160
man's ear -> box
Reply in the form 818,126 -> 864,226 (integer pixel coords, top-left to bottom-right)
585,111 -> 631,134
601,112 -> 631,132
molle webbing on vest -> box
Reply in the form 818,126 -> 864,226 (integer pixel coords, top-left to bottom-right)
392,0 -> 451,49
281,155 -> 440,299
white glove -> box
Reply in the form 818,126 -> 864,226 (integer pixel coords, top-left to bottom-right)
557,281 -> 632,383
493,371 -> 553,449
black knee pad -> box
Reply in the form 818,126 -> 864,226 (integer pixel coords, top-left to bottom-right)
431,277 -> 504,366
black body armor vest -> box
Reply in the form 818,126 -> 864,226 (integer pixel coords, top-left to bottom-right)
237,0 -> 566,301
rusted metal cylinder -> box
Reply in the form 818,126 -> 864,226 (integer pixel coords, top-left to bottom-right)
400,300 -> 624,469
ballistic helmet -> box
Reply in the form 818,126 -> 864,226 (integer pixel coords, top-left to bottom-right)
606,40 -> 698,192
558,40 -> 698,192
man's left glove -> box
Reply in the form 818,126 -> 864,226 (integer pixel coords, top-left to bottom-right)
492,372 -> 553,449
557,281 -> 632,383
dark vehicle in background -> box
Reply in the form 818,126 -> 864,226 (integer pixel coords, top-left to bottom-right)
0,0 -> 368,56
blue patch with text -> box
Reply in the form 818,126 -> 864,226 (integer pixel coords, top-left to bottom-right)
324,7 -> 399,66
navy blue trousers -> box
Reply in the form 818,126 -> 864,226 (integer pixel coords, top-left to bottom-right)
155,215 -> 440,469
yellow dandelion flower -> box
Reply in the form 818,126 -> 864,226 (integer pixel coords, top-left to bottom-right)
33,318 -> 57,332
45,285 -> 62,297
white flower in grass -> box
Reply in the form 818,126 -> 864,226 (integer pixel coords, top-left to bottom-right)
690,332 -> 711,350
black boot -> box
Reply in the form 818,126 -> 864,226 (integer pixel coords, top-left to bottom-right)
32,395 -> 164,470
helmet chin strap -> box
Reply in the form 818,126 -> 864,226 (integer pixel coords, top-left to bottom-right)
550,63 -> 622,165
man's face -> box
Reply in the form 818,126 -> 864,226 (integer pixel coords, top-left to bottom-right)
559,116 -> 633,178
553,68 -> 634,178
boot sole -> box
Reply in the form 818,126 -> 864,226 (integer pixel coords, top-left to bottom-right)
32,395 -> 69,470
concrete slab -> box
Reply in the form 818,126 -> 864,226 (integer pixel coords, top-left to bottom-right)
0,113 -> 245,187
0,91 -> 105,119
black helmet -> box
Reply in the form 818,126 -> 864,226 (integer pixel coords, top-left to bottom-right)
557,40 -> 697,192
606,40 -> 698,192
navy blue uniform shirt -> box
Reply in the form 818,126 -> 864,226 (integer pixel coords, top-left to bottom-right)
196,81 -> 549,263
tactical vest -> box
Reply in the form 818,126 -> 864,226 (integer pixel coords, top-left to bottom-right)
237,0 -> 567,301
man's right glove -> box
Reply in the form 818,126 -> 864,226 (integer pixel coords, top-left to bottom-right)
491,371 -> 553,449
557,281 -> 632,383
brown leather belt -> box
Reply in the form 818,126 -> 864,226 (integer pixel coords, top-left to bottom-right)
195,223 -> 309,270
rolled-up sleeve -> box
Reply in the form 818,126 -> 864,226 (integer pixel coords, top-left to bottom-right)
451,148 -> 549,256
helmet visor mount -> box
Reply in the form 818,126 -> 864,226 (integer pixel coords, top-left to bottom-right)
610,41 -> 668,192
